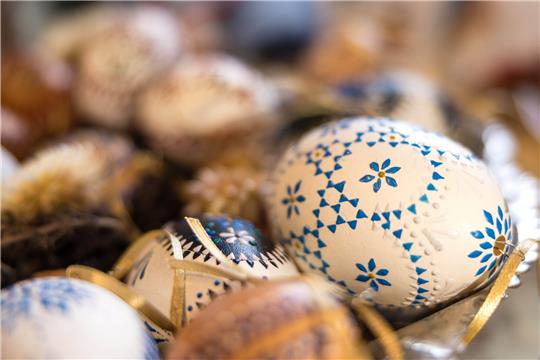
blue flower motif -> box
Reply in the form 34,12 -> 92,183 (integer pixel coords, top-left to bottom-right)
359,158 -> 401,193
468,206 -> 512,277
306,144 -> 331,165
281,181 -> 306,218
355,259 -> 392,291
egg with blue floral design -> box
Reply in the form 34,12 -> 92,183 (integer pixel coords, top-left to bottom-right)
118,215 -> 298,341
269,117 -> 514,312
1,277 -> 158,359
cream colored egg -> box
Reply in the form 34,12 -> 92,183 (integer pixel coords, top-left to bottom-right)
269,117 -> 514,310
121,215 -> 298,341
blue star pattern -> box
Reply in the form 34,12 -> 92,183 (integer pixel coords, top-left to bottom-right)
355,259 -> 392,291
282,180 -> 306,218
359,158 -> 401,193
468,206 -> 512,277
1,278 -> 91,332
271,117 -> 508,308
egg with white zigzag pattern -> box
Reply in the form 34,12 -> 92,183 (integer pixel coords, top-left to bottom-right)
269,117 -> 514,314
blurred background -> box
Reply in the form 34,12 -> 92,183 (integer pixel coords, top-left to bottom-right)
1,2 -> 538,359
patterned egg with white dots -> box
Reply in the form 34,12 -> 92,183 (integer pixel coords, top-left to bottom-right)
269,117 -> 514,311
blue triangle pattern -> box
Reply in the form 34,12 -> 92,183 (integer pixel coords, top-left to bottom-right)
419,194 -> 429,203
393,210 -> 402,219
334,181 -> 345,193
336,215 -> 345,224
410,254 -> 421,263
393,229 -> 403,239
430,160 -> 442,167
350,199 -> 359,207
432,172 -> 444,180
331,204 -> 341,213
317,239 -> 326,248
427,183 -> 437,191
416,267 -> 427,275
417,278 -> 429,285
403,242 -> 413,251
371,213 -> 381,221
407,204 -> 417,214
328,224 -> 337,233
356,209 -> 367,219
316,220 -> 324,228
348,220 -> 357,229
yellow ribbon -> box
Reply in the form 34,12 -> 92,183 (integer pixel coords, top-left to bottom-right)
66,265 -> 176,332
354,303 -> 404,360
463,239 -> 536,344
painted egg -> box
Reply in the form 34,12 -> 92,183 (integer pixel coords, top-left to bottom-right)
335,71 -> 461,133
269,117 -> 514,312
136,54 -> 280,165
1,277 -> 157,359
166,278 -> 362,359
118,215 -> 298,340
76,7 -> 181,129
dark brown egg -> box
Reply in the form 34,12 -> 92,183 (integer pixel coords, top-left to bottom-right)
166,278 -> 363,359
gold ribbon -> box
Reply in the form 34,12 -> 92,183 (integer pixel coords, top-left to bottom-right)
463,239 -> 536,344
354,303 -> 404,360
66,265 -> 176,332
32,268 -> 67,278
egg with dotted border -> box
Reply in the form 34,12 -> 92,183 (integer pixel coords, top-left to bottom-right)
269,117 -> 514,312
123,215 -> 299,341
1,277 -> 158,359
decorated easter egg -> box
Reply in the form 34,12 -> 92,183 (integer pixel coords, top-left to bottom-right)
115,215 -> 298,340
1,277 -> 158,359
137,54 -> 280,165
166,278 -> 363,359
335,71 -> 461,133
76,7 -> 181,129
269,117 -> 514,311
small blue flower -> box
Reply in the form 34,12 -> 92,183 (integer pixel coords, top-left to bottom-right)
355,258 -> 392,291
468,206 -> 512,277
359,158 -> 401,193
306,144 -> 331,165
282,181 -> 306,218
